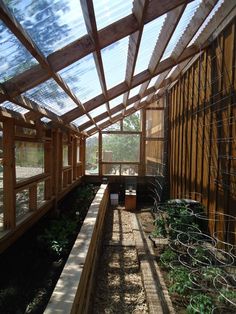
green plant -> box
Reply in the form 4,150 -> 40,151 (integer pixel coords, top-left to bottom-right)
153,217 -> 167,237
160,248 -> 177,268
218,288 -> 236,304
37,217 -> 77,259
168,266 -> 192,295
202,267 -> 223,281
187,293 -> 214,314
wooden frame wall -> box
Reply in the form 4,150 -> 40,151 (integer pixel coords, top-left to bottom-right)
0,118 -> 84,252
168,18 -> 236,237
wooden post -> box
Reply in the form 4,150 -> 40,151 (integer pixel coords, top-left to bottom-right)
3,118 -> 16,229
29,184 -> 37,211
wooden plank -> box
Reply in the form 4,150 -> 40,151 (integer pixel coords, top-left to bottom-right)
3,118 -> 16,229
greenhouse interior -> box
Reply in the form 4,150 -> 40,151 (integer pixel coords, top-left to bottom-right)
0,0 -> 236,313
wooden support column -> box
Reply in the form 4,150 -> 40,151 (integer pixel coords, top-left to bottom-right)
80,138 -> 86,176
29,184 -> 37,211
140,108 -> 146,176
72,137 -> 77,181
3,118 -> 16,229
98,131 -> 102,177
44,141 -> 52,200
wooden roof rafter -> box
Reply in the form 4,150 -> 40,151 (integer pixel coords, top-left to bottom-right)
122,0 -> 149,111
80,0 -> 111,119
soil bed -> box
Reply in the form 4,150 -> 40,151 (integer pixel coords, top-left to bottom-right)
0,183 -> 99,314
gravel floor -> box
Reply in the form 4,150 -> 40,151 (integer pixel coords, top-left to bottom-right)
91,206 -> 149,314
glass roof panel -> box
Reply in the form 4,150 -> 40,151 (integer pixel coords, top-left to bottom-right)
101,36 -> 129,89
24,78 -> 77,115
148,75 -> 160,88
84,124 -> 95,132
188,0 -> 224,46
97,117 -> 110,126
59,53 -> 102,103
73,114 -> 90,126
109,95 -> 123,109
4,0 -> 87,56
41,117 -> 51,123
1,101 -> 29,114
93,0 -> 133,30
129,84 -> 142,98
161,0 -> 202,61
126,104 -> 135,111
0,21 -> 38,83
134,14 -> 166,75
89,104 -> 107,118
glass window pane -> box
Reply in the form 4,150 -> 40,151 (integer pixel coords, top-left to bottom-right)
121,164 -> 138,176
129,85 -> 142,99
0,131 -> 3,230
102,134 -> 140,162
134,14 -> 166,75
24,79 -> 77,115
16,189 -> 29,221
123,112 -> 141,131
102,164 -> 120,176
5,0 -> 87,56
93,0 -> 133,30
0,21 -> 38,83
102,36 -> 129,89
63,145 -> 69,167
59,54 -> 102,103
86,134 -> 98,175
146,110 -> 164,138
15,142 -> 44,182
103,121 -> 121,131
145,141 -> 164,176
37,181 -> 45,208
77,144 -> 80,163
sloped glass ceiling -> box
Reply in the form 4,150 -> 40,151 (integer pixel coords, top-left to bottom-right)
129,84 -> 142,99
24,79 -> 77,115
161,0 -> 202,61
1,101 -> 29,114
0,20 -> 38,83
148,75 -> 160,89
59,53 -> 102,103
73,114 -> 91,127
109,95 -> 123,109
89,104 -> 107,118
134,14 -> 166,75
93,0 -> 133,30
101,36 -> 129,89
4,0 -> 87,56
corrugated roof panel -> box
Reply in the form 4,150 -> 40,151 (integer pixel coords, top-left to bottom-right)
129,84 -> 142,98
188,0 -> 224,46
97,117 -> 110,126
1,101 -> 29,114
93,0 -> 133,30
0,21 -> 38,83
24,79 -> 77,115
4,0 -> 87,56
59,53 -> 102,103
89,104 -> 107,118
161,0 -> 202,61
101,36 -> 129,89
134,14 -> 166,75
109,95 -> 123,109
73,114 -> 90,126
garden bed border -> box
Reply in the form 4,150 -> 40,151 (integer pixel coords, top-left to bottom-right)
45,184 -> 109,314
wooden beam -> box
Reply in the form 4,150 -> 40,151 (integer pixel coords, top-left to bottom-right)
80,0 -> 111,115
0,0 -> 193,101
3,118 -> 16,229
123,0 -> 149,105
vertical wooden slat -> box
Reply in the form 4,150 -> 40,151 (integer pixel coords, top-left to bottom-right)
29,184 -> 37,211
3,118 -> 16,229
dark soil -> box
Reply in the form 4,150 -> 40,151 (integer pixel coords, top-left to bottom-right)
0,183 -> 99,314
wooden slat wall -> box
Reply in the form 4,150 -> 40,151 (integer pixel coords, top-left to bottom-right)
168,19 -> 236,239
